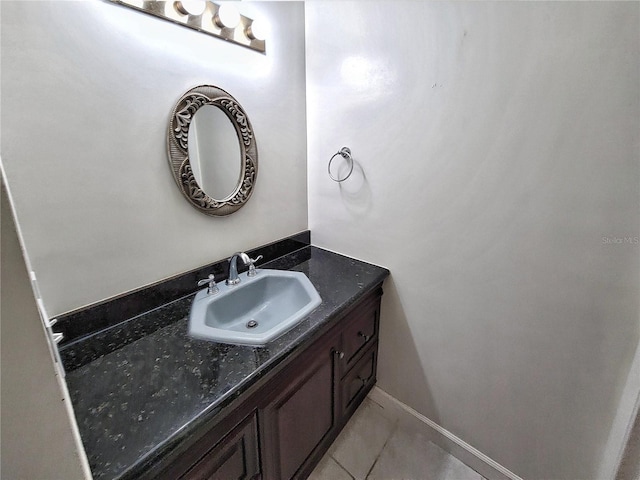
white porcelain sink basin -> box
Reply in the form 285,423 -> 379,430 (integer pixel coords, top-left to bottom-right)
188,269 -> 322,346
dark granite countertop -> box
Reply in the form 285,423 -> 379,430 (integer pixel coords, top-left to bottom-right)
64,246 -> 389,479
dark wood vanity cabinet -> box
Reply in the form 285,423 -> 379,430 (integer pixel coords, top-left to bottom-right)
181,413 -> 260,480
155,286 -> 382,480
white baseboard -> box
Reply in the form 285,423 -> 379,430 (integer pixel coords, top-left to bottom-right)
367,386 -> 523,480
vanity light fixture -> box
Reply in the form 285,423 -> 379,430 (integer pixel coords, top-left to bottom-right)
109,0 -> 266,54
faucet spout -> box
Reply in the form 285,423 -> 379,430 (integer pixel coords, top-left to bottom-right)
226,252 -> 251,286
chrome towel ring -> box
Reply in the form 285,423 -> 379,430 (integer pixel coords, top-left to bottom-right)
328,147 -> 354,182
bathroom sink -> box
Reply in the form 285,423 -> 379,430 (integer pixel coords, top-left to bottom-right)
188,269 -> 322,346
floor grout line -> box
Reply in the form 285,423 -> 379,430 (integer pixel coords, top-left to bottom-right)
329,454 -> 355,480
364,419 -> 400,479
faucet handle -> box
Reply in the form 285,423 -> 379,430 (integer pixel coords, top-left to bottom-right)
197,274 -> 219,295
247,255 -> 263,277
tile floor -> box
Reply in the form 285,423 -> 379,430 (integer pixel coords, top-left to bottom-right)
309,395 -> 486,480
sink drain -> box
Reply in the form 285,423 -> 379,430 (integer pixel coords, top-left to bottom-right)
246,320 -> 258,329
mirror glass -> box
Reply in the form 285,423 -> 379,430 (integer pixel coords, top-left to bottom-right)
188,105 -> 242,200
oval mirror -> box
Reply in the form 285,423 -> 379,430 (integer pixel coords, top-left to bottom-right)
167,85 -> 258,216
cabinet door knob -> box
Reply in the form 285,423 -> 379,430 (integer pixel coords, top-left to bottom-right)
357,375 -> 368,385
358,331 -> 370,342
334,351 -> 345,359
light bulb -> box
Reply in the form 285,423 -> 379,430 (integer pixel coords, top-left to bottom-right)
174,1 -> 206,16
245,18 -> 267,41
214,3 -> 240,29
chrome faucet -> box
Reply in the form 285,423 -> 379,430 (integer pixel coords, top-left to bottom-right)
227,252 -> 251,286
226,252 -> 264,286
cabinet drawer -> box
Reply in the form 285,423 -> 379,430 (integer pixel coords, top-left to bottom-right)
340,344 -> 377,416
181,413 -> 259,480
342,300 -> 379,368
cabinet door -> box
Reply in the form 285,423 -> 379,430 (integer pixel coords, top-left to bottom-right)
260,339 -> 337,480
181,413 -> 260,480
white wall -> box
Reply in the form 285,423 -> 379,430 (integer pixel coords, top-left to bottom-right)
1,0 -> 307,316
1,182 -> 89,479
306,2 -> 639,479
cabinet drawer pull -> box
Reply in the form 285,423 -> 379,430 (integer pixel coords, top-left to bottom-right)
356,375 -> 369,385
334,350 -> 345,359
357,331 -> 370,343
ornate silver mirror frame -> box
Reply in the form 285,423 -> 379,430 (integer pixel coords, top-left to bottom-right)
167,85 -> 258,216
